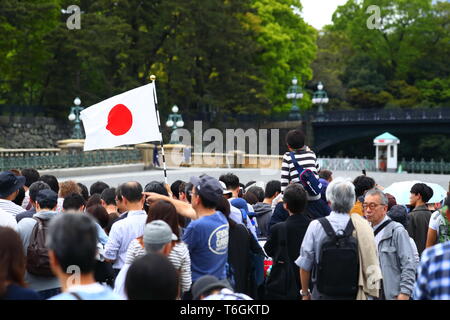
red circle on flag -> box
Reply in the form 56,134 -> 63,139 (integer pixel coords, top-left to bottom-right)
106,104 -> 133,136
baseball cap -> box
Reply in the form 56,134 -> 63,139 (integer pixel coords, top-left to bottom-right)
0,171 -> 26,198
189,174 -> 223,204
191,275 -> 232,300
35,189 -> 58,204
143,220 -> 178,247
219,181 -> 232,195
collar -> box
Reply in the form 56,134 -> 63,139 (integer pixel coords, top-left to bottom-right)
66,283 -> 105,294
372,215 -> 389,230
34,210 -> 59,219
329,211 -> 350,219
127,210 -> 146,217
413,205 -> 428,211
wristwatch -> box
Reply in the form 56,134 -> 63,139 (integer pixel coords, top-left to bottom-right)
300,289 -> 311,296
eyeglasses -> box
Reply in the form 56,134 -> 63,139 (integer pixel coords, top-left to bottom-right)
363,203 -> 386,210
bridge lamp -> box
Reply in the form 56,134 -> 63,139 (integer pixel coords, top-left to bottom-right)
286,77 -> 303,121
312,81 -> 329,120
68,97 -> 84,139
166,105 -> 184,144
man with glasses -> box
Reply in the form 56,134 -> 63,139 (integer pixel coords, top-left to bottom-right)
364,189 -> 416,300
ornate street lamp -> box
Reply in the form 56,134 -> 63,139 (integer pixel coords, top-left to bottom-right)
286,76 -> 303,121
166,105 -> 184,144
312,81 -> 329,120
68,97 -> 84,139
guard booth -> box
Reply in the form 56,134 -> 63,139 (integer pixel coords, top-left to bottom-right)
373,132 -> 400,172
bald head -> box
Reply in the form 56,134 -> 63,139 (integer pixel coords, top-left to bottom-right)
118,181 -> 143,203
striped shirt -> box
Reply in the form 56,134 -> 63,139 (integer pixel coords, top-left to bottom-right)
125,240 -> 192,293
414,242 -> 450,300
280,147 -> 320,200
0,199 -> 26,217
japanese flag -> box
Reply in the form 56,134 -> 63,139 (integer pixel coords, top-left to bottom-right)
80,83 -> 162,151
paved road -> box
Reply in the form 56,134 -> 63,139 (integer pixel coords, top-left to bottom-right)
59,167 -> 450,192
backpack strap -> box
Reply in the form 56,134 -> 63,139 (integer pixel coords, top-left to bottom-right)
69,292 -> 83,300
374,220 -> 393,237
318,218 -> 336,239
289,152 -> 305,175
344,219 -> 355,237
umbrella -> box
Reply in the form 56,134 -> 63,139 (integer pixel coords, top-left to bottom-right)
383,180 -> 448,205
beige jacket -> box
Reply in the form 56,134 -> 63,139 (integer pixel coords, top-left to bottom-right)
350,214 -> 383,300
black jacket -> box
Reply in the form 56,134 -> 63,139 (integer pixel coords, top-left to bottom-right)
407,205 -> 432,256
264,214 -> 311,291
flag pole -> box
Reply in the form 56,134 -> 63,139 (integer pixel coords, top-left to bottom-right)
150,75 -> 168,186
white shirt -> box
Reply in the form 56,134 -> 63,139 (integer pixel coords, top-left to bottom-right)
0,199 -> 25,217
429,210 -> 443,231
21,190 -> 30,209
0,207 -> 18,230
104,210 -> 147,269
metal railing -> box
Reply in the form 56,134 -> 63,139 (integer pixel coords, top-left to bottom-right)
0,148 -> 143,171
318,157 -> 377,172
399,158 -> 450,174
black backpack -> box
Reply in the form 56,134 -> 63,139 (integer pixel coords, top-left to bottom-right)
316,218 -> 359,298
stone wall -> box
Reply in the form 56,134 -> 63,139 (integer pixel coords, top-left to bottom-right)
0,116 -> 72,148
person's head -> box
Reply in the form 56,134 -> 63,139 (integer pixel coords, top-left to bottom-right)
353,175 -> 376,198
191,275 -> 232,300
47,214 -> 98,284
0,171 -> 26,201
364,189 -> 389,226
285,129 -> 305,150
89,181 -> 109,197
243,191 -> 258,205
385,193 -> 397,211
264,180 -> 281,200
246,186 -> 264,203
283,184 -> 308,215
20,168 -> 40,189
77,183 -> 89,202
170,180 -> 184,200
146,200 -> 180,240
59,180 -> 81,198
219,173 -> 240,195
12,187 -> 25,206
0,226 -> 27,297
28,181 -> 51,207
35,189 -> 58,211
219,181 -> 233,200
178,182 -> 188,202
62,193 -> 86,212
388,205 -> 409,229
86,204 -> 110,229
116,182 -> 144,211
100,187 -> 116,207
144,181 -> 169,196
39,175 -> 59,194
143,219 -> 178,254
184,182 -> 194,204
86,193 -> 102,208
125,253 -> 178,300
216,196 -> 231,220
319,169 -> 333,182
410,183 -> 433,207
190,175 -> 223,211
326,177 -> 356,214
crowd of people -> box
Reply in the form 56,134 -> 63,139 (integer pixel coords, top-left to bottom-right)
0,129 -> 449,300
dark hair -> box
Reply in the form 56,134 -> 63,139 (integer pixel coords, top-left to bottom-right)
285,129 -> 305,149
178,182 -> 186,195
89,181 -> 110,196
185,182 -> 193,203
146,200 -> 180,239
198,193 -> 218,210
21,168 -> 40,188
216,197 -> 235,227
125,253 -> 178,300
47,214 -> 98,274
0,227 -> 27,297
246,186 -> 264,203
410,183 -> 433,203
86,193 -> 102,208
101,188 -> 116,206
387,205 -> 409,229
243,191 -> 258,205
319,169 -> 333,181
445,196 -> 450,208
12,187 -> 25,206
353,175 -> 376,198
86,204 -> 110,229
39,175 -> 59,194
29,181 -> 51,202
245,181 -> 256,190
144,181 -> 169,196
170,180 -> 184,199
265,180 -> 281,199
219,173 -> 240,190
283,184 -> 307,214
62,193 -> 86,211
119,182 -> 143,203
77,183 -> 89,202
36,192 -> 58,210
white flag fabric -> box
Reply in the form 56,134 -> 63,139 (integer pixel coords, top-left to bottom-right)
80,83 -> 162,151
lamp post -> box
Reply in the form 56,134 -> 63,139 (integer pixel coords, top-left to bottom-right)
286,76 -> 303,121
166,105 -> 184,144
68,97 -> 84,139
312,81 -> 329,120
